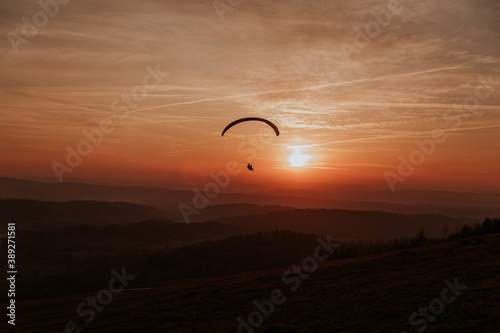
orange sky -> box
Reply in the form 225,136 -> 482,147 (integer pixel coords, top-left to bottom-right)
1,0 -> 499,191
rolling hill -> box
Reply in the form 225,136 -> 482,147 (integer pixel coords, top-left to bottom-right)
2,177 -> 500,220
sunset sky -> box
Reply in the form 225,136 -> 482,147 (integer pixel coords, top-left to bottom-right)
1,0 -> 499,191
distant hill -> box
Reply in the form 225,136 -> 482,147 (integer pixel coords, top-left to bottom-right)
21,219 -> 242,251
0,199 -> 295,228
0,199 -> 168,229
2,177 -> 500,220
0,176 -> 192,208
2,199 -> 477,240
178,203 -> 295,222
220,209 -> 476,240
258,188 -> 500,207
341,189 -> 500,207
0,197 -> 479,241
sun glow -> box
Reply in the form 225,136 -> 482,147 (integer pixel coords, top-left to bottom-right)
288,148 -> 311,167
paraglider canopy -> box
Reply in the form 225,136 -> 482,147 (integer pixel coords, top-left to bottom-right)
221,117 -> 279,137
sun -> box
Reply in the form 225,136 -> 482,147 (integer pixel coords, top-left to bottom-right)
288,148 -> 311,167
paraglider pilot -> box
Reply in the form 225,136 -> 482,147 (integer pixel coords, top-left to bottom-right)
247,163 -> 254,171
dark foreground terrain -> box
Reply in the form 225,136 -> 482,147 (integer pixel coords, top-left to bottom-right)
3,233 -> 499,332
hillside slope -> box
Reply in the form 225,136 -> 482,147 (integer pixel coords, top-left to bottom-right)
4,234 -> 499,332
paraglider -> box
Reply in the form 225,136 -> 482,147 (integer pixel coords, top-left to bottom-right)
221,117 -> 279,172
221,117 -> 279,137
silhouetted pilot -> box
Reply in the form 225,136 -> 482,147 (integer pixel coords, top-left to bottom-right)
247,163 -> 254,171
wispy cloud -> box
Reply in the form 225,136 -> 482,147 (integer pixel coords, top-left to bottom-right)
1,0 -> 499,188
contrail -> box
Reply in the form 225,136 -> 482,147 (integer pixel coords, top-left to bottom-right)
274,123 -> 500,148
117,66 -> 468,119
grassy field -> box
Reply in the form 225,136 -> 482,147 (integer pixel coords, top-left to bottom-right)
3,234 -> 499,333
